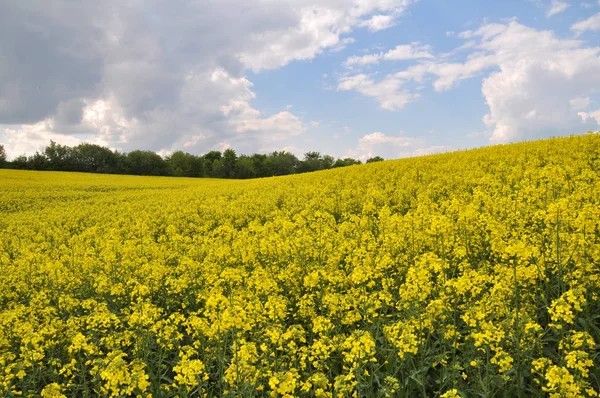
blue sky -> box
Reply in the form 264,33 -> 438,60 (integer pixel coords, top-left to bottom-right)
1,0 -> 600,161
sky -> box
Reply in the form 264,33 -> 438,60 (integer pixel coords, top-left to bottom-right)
1,0 -> 600,161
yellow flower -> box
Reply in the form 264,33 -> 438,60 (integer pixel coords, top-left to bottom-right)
1,134 -> 600,397
41,383 -> 66,398
441,388 -> 461,398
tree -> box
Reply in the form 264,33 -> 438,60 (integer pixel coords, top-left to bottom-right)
233,155 -> 256,179
71,143 -> 120,173
167,152 -> 186,176
167,151 -> 204,177
44,141 -> 73,171
222,148 -> 238,178
266,151 -> 298,176
333,157 -> 361,168
322,155 -> 335,170
2,139 -> 354,178
29,152 -> 49,170
366,156 -> 384,163
0,145 -> 6,167
251,153 -> 268,177
126,150 -> 169,176
11,155 -> 29,169
114,152 -> 129,174
298,151 -> 323,173
202,151 -> 222,177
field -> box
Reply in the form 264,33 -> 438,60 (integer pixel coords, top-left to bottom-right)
1,134 -> 599,397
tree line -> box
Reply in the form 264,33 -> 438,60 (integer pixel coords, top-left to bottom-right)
0,142 -> 384,179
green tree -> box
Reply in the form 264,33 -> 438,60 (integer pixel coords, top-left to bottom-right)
251,153 -> 269,177
322,155 -> 335,169
333,157 -> 361,168
44,141 -> 73,171
222,148 -> 238,178
266,151 -> 298,176
11,155 -> 29,169
0,144 -> 6,167
202,151 -> 222,177
233,155 -> 256,179
167,151 -> 204,177
126,150 -> 169,176
297,151 -> 323,173
366,156 -> 384,163
71,143 -> 120,173
29,152 -> 49,170
0,140 -> 365,178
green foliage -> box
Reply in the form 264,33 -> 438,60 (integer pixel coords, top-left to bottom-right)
44,140 -> 73,171
265,151 -> 298,176
222,149 -> 238,178
202,150 -> 223,177
366,156 -> 384,163
233,155 -> 256,179
333,157 -> 362,168
10,155 -> 29,169
5,141 -> 370,178
0,144 -> 6,167
72,143 -> 122,174
298,151 -> 323,173
167,151 -> 204,177
126,150 -> 170,176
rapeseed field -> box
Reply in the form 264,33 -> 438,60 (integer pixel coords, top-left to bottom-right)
1,134 -> 599,397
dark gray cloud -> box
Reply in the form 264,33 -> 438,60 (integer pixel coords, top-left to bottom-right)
54,99 -> 85,126
0,1 -> 105,124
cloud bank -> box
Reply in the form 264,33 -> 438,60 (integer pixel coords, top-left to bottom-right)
339,21 -> 600,143
0,0 -> 414,157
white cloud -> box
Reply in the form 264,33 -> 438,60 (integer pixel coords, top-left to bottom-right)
2,122 -> 81,158
349,131 -> 448,160
342,21 -> 600,143
353,131 -> 415,159
360,131 -> 412,145
474,23 -> 600,142
359,14 -> 396,31
344,42 -> 434,66
337,74 -> 416,110
2,67 -> 309,157
458,23 -> 507,40
570,97 -> 591,110
413,145 -> 448,156
330,37 -> 356,52
383,43 -> 434,60
546,0 -> 570,17
239,0 -> 415,72
577,109 -> 600,124
571,12 -> 600,34
345,53 -> 384,66
1,97 -> 138,157
222,101 -> 306,139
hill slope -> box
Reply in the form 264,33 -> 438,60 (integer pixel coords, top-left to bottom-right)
1,134 -> 599,397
